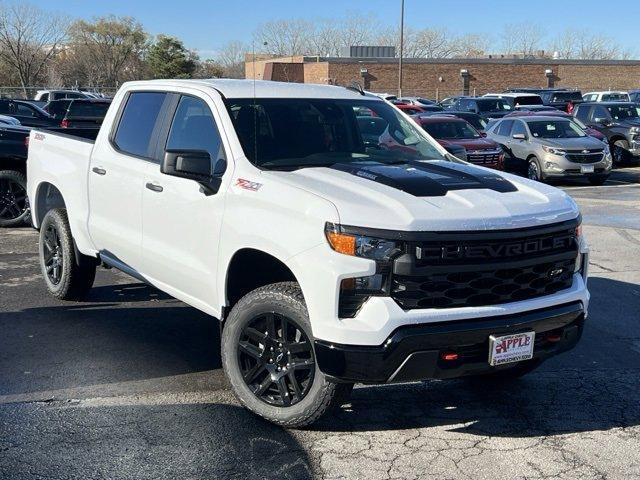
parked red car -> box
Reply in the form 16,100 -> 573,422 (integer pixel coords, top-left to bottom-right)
504,110 -> 606,141
414,115 -> 504,170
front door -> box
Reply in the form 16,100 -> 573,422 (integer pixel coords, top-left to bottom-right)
141,92 -> 230,312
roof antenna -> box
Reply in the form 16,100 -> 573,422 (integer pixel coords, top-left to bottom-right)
345,81 -> 365,96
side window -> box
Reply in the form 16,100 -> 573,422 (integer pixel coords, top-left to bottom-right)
166,95 -> 224,164
575,106 -> 590,122
496,120 -> 514,136
40,93 -> 49,102
113,92 -> 167,158
458,99 -> 470,110
16,104 -> 36,117
511,120 -> 528,137
591,106 -> 610,121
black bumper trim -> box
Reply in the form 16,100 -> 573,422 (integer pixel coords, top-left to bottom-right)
314,301 -> 584,383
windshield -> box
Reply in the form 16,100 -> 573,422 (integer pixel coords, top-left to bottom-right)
477,99 -> 511,112
462,115 -> 487,130
606,105 -> 639,120
422,120 -> 480,139
225,98 -> 446,170
602,93 -> 629,102
528,120 -> 586,139
513,96 -> 543,106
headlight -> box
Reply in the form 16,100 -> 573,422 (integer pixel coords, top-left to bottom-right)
325,223 -> 400,260
542,145 -> 566,155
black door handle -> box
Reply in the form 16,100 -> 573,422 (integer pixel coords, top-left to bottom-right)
145,182 -> 163,193
92,167 -> 106,175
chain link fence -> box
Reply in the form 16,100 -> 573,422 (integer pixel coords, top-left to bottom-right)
0,86 -> 119,100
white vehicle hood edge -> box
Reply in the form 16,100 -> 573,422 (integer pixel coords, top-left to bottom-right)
263,163 -> 579,232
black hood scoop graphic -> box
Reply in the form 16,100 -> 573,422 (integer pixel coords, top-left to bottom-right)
328,160 -> 518,197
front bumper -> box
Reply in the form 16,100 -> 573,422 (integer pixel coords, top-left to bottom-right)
315,301 -> 584,383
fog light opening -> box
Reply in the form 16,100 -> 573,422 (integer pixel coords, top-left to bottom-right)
441,352 -> 459,361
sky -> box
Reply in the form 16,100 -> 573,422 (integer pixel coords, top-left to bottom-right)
29,0 -> 640,58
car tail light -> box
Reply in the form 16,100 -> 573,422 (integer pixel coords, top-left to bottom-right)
60,119 -> 69,128
441,352 -> 459,361
24,136 -> 29,148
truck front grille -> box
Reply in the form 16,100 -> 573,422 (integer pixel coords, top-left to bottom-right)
390,220 -> 579,310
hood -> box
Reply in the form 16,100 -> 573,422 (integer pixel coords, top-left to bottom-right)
482,111 -> 510,119
614,118 -> 640,128
264,160 -> 578,232
538,136 -> 606,150
438,137 -> 499,150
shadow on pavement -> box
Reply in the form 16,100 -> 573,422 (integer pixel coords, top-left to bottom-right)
0,402 -> 313,479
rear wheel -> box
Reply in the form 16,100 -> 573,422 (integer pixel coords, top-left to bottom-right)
0,170 -> 29,228
527,156 -> 544,182
39,208 -> 96,300
222,282 -> 352,428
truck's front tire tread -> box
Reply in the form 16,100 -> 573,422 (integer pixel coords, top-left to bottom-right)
39,208 -> 96,300
222,282 -> 352,428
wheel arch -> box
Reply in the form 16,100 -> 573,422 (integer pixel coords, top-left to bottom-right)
33,181 -> 66,228
222,248 -> 298,320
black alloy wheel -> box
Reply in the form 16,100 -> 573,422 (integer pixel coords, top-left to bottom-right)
42,223 -> 64,285
0,177 -> 28,224
238,312 -> 315,407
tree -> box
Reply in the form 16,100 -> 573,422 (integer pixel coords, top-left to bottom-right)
501,22 -> 545,57
147,35 -> 197,79
551,29 -> 628,60
215,41 -> 247,78
65,16 -> 148,87
194,58 -> 224,79
254,19 -> 311,56
0,3 -> 69,96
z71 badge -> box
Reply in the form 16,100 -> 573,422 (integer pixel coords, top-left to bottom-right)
235,178 -> 263,191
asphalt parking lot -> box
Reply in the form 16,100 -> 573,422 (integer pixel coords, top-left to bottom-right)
1,168 -> 640,480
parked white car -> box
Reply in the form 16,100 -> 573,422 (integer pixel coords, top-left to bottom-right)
483,92 -> 544,109
582,91 -> 630,102
27,79 -> 590,427
34,90 -> 92,103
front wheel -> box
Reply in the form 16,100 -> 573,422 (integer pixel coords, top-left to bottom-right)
39,208 -> 97,300
612,139 -> 630,165
0,170 -> 30,228
222,282 -> 352,428
527,157 -> 544,182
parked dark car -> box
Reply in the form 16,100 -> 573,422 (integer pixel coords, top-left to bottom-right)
0,123 -> 31,227
573,102 -> 640,164
539,90 -> 583,113
0,99 -> 57,128
414,115 -> 504,169
420,111 -> 489,133
44,98 -> 111,130
439,95 -> 466,109
514,105 -> 558,113
504,88 -> 568,95
451,97 -> 513,120
483,93 -> 544,109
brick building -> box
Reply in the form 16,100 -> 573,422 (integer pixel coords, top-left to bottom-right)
245,55 -> 640,100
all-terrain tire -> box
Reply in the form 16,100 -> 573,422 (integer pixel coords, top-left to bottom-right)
222,281 -> 353,428
39,208 -> 96,300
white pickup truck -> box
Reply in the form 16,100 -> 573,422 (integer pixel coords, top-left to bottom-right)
27,79 -> 590,427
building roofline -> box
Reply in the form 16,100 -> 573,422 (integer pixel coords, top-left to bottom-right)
296,56 -> 640,66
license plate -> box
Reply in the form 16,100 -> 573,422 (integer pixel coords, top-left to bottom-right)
488,332 -> 535,366
581,164 -> 595,173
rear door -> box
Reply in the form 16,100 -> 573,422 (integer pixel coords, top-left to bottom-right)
141,91 -> 230,310
88,91 -> 170,271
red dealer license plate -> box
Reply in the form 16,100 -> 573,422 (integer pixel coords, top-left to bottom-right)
488,332 -> 535,366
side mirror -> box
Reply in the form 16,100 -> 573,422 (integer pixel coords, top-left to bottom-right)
512,133 -> 527,140
162,149 -> 226,195
593,117 -> 610,126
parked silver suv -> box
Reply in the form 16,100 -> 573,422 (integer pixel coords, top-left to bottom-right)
487,116 -> 612,185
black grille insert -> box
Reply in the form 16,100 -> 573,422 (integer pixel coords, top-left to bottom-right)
391,221 -> 579,310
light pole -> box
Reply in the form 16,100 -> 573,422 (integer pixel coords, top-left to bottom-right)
398,0 -> 405,97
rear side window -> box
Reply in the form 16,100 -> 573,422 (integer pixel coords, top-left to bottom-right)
166,95 -> 224,162
113,92 -> 166,158
496,120 -> 514,136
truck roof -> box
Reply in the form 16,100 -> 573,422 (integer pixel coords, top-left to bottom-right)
121,79 -> 375,100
